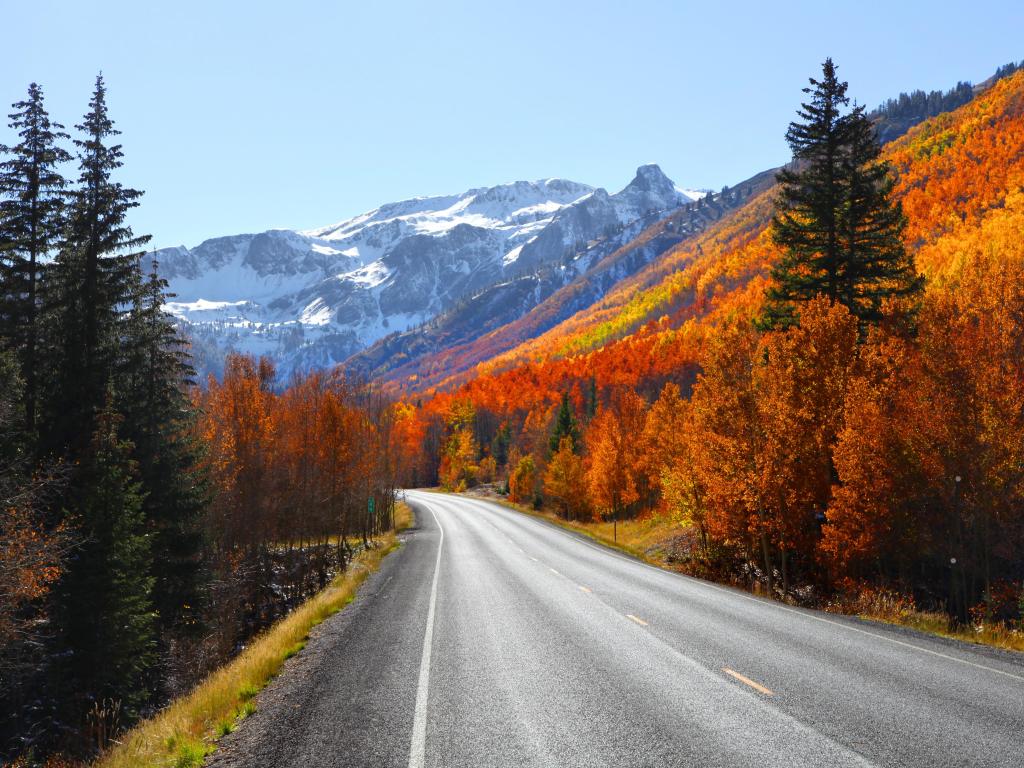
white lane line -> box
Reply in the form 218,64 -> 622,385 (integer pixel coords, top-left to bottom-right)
549,568 -> 560,575
626,614 -> 649,626
529,556 -> 538,562
408,502 -> 444,768
470,497 -> 1024,685
723,667 -> 774,696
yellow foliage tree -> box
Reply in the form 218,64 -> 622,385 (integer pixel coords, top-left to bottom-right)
508,453 -> 536,505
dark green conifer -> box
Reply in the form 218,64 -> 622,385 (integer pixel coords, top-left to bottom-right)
39,75 -> 161,729
59,396 -> 155,720
838,104 -> 922,323
42,74 -> 150,456
762,59 -> 922,330
0,83 -> 70,433
549,392 -> 581,455
490,422 -> 511,468
120,263 -> 208,641
762,59 -> 849,329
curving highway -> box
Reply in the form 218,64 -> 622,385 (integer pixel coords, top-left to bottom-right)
208,490 -> 1024,768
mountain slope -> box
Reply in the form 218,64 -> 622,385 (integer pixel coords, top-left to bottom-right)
382,62 -> 1024,396
157,167 -> 699,378
349,167 -> 776,389
413,67 -> 1024,408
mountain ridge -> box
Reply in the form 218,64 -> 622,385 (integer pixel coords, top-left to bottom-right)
157,165 -> 701,378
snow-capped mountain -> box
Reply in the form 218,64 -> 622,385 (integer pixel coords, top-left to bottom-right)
155,164 -> 701,379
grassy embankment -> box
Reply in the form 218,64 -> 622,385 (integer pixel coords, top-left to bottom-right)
481,492 -> 1024,654
93,501 -> 414,768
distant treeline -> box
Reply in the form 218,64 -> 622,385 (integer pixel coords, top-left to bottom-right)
870,58 -> 1023,143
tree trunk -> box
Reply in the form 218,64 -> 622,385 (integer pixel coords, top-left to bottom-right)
760,532 -> 773,596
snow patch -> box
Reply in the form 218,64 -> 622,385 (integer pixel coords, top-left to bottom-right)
344,261 -> 390,288
502,244 -> 524,265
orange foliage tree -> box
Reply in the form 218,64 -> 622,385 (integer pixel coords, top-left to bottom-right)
544,436 -> 589,520
196,353 -> 400,653
438,401 -> 479,491
754,298 -> 858,590
586,389 -> 648,527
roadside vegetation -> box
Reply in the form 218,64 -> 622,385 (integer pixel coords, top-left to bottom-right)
0,77 -> 409,764
94,505 -> 410,768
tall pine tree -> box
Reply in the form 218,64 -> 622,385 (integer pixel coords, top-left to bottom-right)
0,83 -> 70,434
549,391 -> 581,455
120,262 -> 208,646
838,103 -> 922,323
40,75 -> 160,730
58,396 -> 155,720
762,59 -> 921,330
43,74 -> 150,457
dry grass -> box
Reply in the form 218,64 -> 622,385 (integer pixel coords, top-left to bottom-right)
896,612 -> 1024,652
393,500 -> 414,532
835,588 -> 1024,653
487,495 -> 669,564
93,528 -> 402,768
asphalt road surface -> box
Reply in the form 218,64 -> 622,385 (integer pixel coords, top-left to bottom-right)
208,490 -> 1024,768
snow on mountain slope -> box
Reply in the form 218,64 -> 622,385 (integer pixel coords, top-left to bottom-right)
155,165 -> 696,379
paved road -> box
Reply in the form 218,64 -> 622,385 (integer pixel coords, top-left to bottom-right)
209,490 -> 1024,768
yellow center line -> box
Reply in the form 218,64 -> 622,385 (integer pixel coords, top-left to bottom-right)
722,667 -> 774,696
626,614 -> 648,626
578,585 -> 592,593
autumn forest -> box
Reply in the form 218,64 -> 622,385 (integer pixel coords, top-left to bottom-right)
399,62 -> 1024,630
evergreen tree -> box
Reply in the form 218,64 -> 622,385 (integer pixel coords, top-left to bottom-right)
0,83 -> 70,433
59,397 -> 155,720
839,105 -> 922,323
762,59 -> 849,329
490,422 -> 511,468
762,59 -> 921,330
42,74 -> 149,457
120,263 -> 207,640
37,75 -> 161,731
549,391 -> 580,455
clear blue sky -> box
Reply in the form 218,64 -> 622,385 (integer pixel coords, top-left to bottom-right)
4,1 -> 1022,249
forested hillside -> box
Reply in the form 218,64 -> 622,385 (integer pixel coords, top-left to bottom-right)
385,60 -> 1024,396
395,63 -> 1024,632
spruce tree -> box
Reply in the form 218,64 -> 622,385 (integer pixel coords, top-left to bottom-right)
839,105 -> 922,323
43,74 -> 150,456
549,391 -> 580,455
120,263 -> 207,641
39,75 -> 160,729
59,397 -> 155,720
761,58 -> 921,330
0,83 -> 70,433
762,59 -> 849,329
